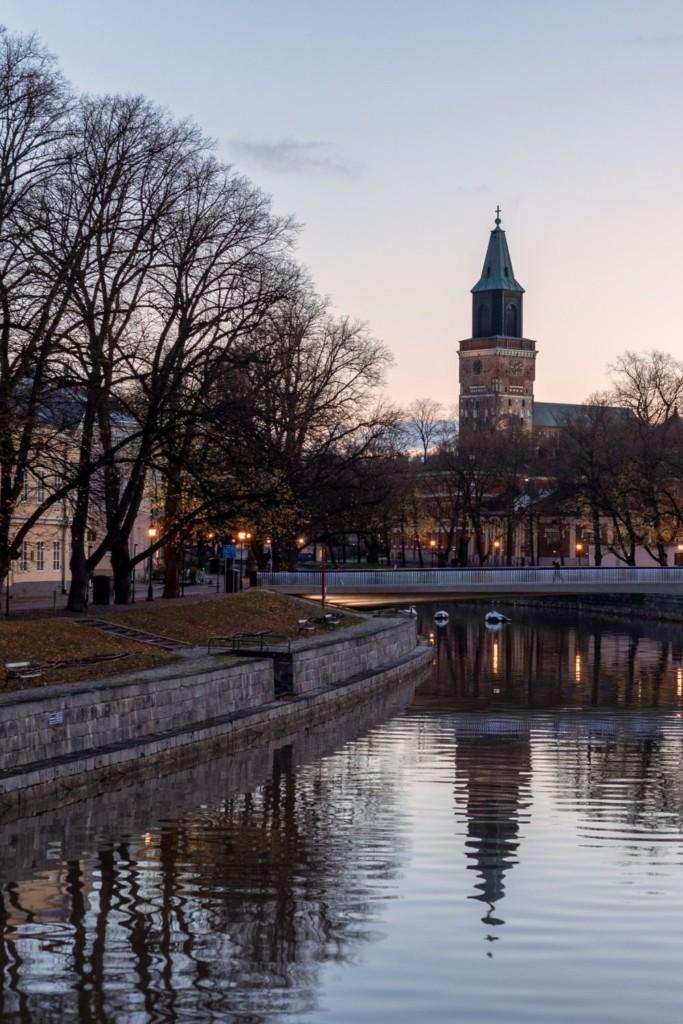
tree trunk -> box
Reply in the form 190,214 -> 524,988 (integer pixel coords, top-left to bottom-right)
68,529 -> 90,612
591,506 -> 602,566
163,545 -> 180,598
67,398 -> 96,612
110,538 -> 132,604
162,468 -> 181,598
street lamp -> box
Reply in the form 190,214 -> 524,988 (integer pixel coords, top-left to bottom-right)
575,540 -> 584,565
429,538 -> 437,567
493,538 -> 501,565
237,530 -> 252,587
146,526 -> 157,601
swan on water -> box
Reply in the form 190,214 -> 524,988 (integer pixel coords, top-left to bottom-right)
485,610 -> 511,625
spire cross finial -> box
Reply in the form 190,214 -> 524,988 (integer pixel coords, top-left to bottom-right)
495,205 -> 501,227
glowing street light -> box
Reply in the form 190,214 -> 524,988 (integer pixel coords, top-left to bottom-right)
146,525 -> 157,601
237,530 -> 252,586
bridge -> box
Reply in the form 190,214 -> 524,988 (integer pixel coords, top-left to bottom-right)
257,566 -> 683,601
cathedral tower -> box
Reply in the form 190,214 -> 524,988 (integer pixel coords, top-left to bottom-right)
458,210 -> 536,435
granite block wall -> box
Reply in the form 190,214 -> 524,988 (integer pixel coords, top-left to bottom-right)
0,617 -> 430,813
0,657 -> 274,774
290,617 -> 417,694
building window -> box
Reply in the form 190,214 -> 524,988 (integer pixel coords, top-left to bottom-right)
20,541 -> 29,572
53,540 -> 61,571
473,359 -> 482,375
36,541 -> 44,571
20,477 -> 29,502
477,304 -> 489,336
35,471 -> 46,503
505,302 -> 518,337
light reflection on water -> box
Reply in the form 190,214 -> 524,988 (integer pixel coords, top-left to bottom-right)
2,607 -> 683,1022
417,602 -> 683,709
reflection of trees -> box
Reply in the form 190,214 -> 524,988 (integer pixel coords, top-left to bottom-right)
551,722 -> 683,834
0,733 -> 408,1022
416,605 -> 683,710
454,725 -> 532,937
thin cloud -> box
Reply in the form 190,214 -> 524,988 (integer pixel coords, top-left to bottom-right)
629,33 -> 683,46
453,184 -> 489,194
229,137 -> 358,176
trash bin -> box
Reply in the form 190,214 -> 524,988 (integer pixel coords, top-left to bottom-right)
92,575 -> 111,605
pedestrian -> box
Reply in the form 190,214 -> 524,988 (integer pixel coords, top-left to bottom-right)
552,559 -> 562,582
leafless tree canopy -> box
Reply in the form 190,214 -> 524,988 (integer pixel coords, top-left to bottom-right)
0,28 -> 397,603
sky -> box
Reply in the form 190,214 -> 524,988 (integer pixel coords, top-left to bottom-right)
3,0 -> 683,410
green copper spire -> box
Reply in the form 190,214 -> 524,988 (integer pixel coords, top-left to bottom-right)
471,208 -> 524,294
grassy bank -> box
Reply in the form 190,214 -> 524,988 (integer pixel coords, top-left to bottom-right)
1,592 -> 359,693
97,590 -> 359,644
0,623 -> 175,692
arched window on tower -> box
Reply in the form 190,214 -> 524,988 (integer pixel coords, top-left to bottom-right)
477,303 -> 489,337
504,302 -> 518,337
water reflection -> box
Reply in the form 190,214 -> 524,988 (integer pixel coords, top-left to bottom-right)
454,719 -> 531,936
3,613 -> 683,1022
0,681 -> 419,1023
416,602 -> 683,708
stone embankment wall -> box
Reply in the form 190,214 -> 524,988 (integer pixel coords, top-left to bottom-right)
496,593 -> 683,624
291,617 -> 417,694
0,658 -> 273,775
0,616 -> 428,815
0,677 -> 419,875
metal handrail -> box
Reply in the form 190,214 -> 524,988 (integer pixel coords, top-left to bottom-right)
256,566 -> 683,588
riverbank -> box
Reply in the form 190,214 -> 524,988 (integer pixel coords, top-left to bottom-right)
0,614 -> 431,817
486,592 -> 683,624
0,591 -> 360,689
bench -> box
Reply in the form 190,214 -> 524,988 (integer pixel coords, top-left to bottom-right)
5,661 -> 44,683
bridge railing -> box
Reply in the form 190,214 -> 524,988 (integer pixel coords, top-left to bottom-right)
256,566 -> 683,588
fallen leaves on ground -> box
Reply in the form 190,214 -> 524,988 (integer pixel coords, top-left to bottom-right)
0,621 -> 175,692
97,590 -> 359,644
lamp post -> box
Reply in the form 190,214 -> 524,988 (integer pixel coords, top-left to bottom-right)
321,542 -> 327,610
146,526 -> 157,601
575,540 -> 584,566
493,538 -> 501,565
237,530 -> 252,588
429,538 -> 437,567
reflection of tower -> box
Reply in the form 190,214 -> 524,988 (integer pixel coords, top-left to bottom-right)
454,721 -> 532,935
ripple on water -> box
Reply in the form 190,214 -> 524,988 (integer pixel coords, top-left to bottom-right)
2,609 -> 683,1022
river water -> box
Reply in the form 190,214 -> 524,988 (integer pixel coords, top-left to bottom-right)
2,603 -> 683,1023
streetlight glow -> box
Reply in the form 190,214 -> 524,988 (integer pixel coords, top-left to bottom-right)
146,525 -> 157,601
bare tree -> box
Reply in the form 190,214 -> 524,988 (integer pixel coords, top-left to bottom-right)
405,398 -> 445,463
239,274 -> 396,569
0,28 -> 75,590
611,350 -> 683,426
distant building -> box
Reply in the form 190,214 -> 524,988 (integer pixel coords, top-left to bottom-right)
458,210 -> 605,440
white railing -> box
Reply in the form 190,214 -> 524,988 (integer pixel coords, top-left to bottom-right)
257,566 -> 683,589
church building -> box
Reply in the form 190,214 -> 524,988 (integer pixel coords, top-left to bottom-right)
458,210 -> 584,439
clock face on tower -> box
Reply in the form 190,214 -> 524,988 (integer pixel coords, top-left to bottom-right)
510,358 -> 523,375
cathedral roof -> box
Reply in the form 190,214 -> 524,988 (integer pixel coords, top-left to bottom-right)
472,210 -> 524,294
533,401 -> 632,428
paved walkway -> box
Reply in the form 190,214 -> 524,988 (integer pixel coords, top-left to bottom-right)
3,580 -> 233,617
